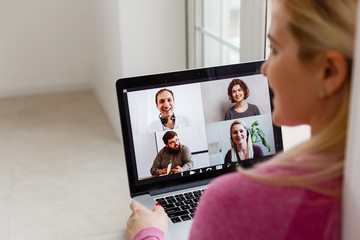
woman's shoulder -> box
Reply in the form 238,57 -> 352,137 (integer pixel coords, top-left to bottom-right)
206,161 -> 341,199
252,143 -> 262,150
247,102 -> 258,108
192,155 -> 342,240
247,102 -> 260,113
195,166 -> 341,240
224,106 -> 236,120
204,170 -> 275,202
225,105 -> 235,114
201,164 -> 342,227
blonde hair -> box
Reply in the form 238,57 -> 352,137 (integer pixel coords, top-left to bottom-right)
240,0 -> 357,197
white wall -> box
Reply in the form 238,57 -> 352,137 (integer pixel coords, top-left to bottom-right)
93,0 -> 187,140
0,0 -> 96,96
0,0 -> 187,142
91,0 -> 123,140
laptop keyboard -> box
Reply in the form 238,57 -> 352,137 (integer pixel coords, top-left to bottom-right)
155,189 -> 205,223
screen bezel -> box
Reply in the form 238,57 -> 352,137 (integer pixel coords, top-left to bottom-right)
116,61 -> 283,197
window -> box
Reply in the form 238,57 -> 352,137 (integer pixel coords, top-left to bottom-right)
187,0 -> 268,68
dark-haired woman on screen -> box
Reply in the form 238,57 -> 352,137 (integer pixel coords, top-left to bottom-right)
224,78 -> 260,120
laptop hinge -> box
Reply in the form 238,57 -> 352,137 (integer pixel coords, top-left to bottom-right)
149,179 -> 211,196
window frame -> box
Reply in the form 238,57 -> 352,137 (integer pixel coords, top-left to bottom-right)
187,0 -> 269,68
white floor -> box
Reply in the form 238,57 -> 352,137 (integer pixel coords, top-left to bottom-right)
0,90 -> 132,240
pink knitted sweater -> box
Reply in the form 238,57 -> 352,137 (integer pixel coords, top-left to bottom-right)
135,163 -> 341,240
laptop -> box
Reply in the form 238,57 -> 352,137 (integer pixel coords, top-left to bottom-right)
116,61 -> 283,239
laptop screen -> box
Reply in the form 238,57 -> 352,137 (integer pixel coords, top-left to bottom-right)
116,61 -> 283,197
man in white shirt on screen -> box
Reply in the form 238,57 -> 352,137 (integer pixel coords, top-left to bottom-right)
147,88 -> 190,133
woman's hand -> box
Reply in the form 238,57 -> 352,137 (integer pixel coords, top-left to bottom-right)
125,201 -> 168,240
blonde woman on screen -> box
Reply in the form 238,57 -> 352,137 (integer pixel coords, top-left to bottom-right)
224,120 -> 264,168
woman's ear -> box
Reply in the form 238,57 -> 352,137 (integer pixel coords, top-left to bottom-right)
322,51 -> 348,97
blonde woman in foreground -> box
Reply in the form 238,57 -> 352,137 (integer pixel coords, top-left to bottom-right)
126,0 -> 356,239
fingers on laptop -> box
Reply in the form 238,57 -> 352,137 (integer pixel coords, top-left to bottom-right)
154,202 -> 164,211
130,201 -> 147,215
